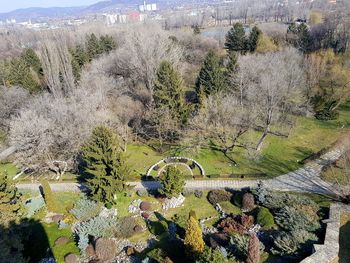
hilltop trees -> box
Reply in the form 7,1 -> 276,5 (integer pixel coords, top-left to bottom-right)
82,126 -> 130,206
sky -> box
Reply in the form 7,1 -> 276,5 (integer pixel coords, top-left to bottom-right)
0,0 -> 102,13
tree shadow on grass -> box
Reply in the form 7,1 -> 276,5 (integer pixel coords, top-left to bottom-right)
0,219 -> 51,263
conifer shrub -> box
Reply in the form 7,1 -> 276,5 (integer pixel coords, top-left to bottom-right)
184,211 -> 205,260
70,197 -> 102,221
257,207 -> 275,229
242,193 -> 255,211
40,179 -> 56,212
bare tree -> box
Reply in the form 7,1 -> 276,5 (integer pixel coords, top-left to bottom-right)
238,48 -> 306,151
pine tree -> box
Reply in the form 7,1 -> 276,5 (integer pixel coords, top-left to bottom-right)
196,247 -> 227,263
99,35 -> 117,53
247,233 -> 260,263
40,179 -> 56,212
159,166 -> 185,198
184,211 -> 205,261
70,44 -> 89,81
225,23 -> 246,53
21,48 -> 42,75
154,61 -> 187,124
82,126 -> 131,206
196,50 -> 227,99
86,33 -> 103,61
0,171 -> 24,226
247,26 -> 262,52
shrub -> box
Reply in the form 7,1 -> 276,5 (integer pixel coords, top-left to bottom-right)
247,234 -> 260,263
274,206 -> 320,232
63,214 -> 76,225
242,193 -> 255,211
229,233 -> 249,259
147,248 -> 169,263
207,190 -> 232,205
75,216 -> 118,253
196,247 -> 228,263
218,215 -> 254,234
271,230 -> 318,256
115,216 -> 138,238
70,197 -> 102,221
194,190 -> 203,198
140,201 -> 152,211
257,207 -> 274,229
184,211 -> 205,260
95,238 -> 117,261
40,180 -> 56,212
182,189 -> 194,197
159,166 -> 186,198
25,195 -> 45,218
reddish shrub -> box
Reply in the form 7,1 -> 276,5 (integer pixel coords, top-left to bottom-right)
207,190 -> 233,205
218,214 -> 254,234
142,212 -> 150,219
95,238 -> 117,261
140,201 -> 152,211
242,193 -> 255,211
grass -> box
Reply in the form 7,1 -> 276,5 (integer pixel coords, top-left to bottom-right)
0,162 -> 18,177
219,201 -> 241,215
339,212 -> 350,263
23,222 -> 79,263
51,192 -> 81,214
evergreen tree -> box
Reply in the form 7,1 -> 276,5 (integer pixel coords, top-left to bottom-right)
21,48 -> 42,75
159,166 -> 185,198
196,50 -> 227,99
154,61 -> 187,124
86,33 -> 103,61
287,23 -> 311,52
247,26 -> 262,52
100,35 -> 117,53
193,25 -> 201,35
184,211 -> 205,261
82,126 -> 131,206
225,23 -> 246,53
70,44 -> 89,81
0,171 -> 24,226
40,180 -> 56,212
247,233 -> 261,263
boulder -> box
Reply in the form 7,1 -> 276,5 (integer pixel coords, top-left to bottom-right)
95,238 -> 117,261
85,244 -> 96,257
51,214 -> 65,223
64,253 -> 78,263
55,236 -> 69,246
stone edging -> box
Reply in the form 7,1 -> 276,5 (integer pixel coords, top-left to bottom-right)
300,203 -> 350,263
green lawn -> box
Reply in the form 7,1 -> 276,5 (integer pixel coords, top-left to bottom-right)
52,192 -> 81,214
340,212 -> 350,263
0,162 -> 18,177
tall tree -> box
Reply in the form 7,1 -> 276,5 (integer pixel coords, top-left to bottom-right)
82,126 -> 131,206
99,35 -> 117,54
196,50 -> 227,99
21,48 -> 42,75
0,171 -> 24,226
86,33 -> 103,61
247,26 -> 262,52
159,166 -> 185,198
184,211 -> 205,261
154,61 -> 186,124
225,23 -> 246,53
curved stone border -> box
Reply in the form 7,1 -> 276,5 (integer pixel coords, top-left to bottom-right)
146,157 -> 205,177
301,203 -> 350,263
157,163 -> 194,177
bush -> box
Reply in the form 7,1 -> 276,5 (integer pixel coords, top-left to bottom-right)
274,206 -> 320,232
115,216 -> 138,238
40,180 -> 56,212
159,166 -> 186,198
242,193 -> 255,211
257,207 -> 274,229
25,195 -> 45,218
218,215 -> 254,234
270,230 -> 317,256
95,238 -> 117,261
207,190 -> 232,205
194,190 -> 203,198
229,234 -> 249,259
140,201 -> 152,211
196,247 -> 228,263
70,197 -> 102,221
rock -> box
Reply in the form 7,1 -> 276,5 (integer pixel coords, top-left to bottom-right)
162,195 -> 185,210
95,238 -> 117,261
139,201 -> 152,211
51,214 -> 65,223
128,199 -> 142,214
85,244 -> 96,257
133,224 -> 143,233
141,212 -> 150,219
126,246 -> 136,256
99,207 -> 117,218
64,253 -> 78,263
55,236 -> 69,246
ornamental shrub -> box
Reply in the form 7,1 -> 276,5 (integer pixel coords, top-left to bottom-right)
95,238 -> 118,261
159,166 -> 186,198
196,247 -> 228,263
194,190 -> 203,198
70,197 -> 102,221
218,214 -> 254,234
257,207 -> 274,229
242,193 -> 255,211
40,180 -> 56,212
274,206 -> 320,232
184,211 -> 205,260
115,216 -> 138,238
207,190 -> 232,205
25,195 -> 45,218
229,233 -> 249,259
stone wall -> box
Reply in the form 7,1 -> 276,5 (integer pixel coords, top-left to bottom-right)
300,203 -> 350,263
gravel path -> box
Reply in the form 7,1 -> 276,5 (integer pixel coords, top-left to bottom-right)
16,146 -> 346,195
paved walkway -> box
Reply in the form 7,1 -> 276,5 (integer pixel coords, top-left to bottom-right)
16,146 -> 347,195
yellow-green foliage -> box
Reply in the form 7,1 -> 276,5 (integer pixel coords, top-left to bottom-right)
184,211 -> 205,260
40,180 -> 56,212
256,33 -> 278,53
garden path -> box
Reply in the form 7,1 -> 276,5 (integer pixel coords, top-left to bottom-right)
17,146 -> 347,195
